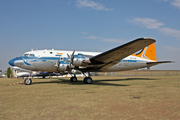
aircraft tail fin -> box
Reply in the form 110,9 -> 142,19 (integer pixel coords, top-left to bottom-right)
132,43 -> 157,61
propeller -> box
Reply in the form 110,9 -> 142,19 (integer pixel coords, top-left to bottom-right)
56,57 -> 60,71
67,50 -> 75,70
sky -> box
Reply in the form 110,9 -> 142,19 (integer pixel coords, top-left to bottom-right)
0,0 -> 180,71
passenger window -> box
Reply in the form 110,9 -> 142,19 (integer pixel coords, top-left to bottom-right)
50,52 -> 53,54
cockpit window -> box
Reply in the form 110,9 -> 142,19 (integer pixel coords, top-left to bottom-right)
24,54 -> 35,57
29,54 -> 35,57
24,54 -> 29,57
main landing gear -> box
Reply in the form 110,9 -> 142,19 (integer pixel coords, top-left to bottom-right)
83,77 -> 93,84
70,72 -> 93,84
70,77 -> 77,82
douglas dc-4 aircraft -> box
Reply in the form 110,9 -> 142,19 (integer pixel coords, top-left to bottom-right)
9,38 -> 172,85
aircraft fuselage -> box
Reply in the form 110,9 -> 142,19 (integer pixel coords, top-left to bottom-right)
9,49 -> 152,73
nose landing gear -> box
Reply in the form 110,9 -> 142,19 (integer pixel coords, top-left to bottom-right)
24,78 -> 32,85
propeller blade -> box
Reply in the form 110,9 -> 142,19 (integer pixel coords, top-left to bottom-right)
57,57 -> 60,71
71,50 -> 75,61
66,50 -> 75,71
67,54 -> 71,59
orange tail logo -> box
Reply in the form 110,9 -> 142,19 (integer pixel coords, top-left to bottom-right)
132,43 -> 157,61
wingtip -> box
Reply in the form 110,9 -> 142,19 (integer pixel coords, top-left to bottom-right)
135,37 -> 156,43
136,37 -> 155,40
144,37 -> 153,39
169,61 -> 175,63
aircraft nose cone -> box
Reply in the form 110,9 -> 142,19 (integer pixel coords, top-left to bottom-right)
9,59 -> 15,66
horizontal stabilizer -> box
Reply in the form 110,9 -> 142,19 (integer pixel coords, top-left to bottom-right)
147,61 -> 174,67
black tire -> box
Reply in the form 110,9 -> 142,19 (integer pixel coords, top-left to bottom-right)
83,77 -> 87,84
24,78 -> 32,85
84,77 -> 93,84
70,77 -> 77,82
24,78 -> 27,83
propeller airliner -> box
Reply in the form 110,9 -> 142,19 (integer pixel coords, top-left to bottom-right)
9,38 -> 172,85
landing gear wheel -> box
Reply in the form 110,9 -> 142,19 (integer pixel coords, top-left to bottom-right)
83,77 -> 87,84
84,77 -> 93,84
70,77 -> 77,82
24,78 -> 32,85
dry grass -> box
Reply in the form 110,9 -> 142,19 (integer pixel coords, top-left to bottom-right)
100,70 -> 180,76
0,75 -> 180,120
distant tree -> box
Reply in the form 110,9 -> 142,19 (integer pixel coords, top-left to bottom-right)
6,67 -> 12,78
11,69 -> 13,78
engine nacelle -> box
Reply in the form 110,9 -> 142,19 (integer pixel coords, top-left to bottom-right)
72,58 -> 84,66
72,58 -> 90,67
58,63 -> 69,72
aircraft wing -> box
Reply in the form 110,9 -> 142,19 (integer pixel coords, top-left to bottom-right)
89,38 -> 156,70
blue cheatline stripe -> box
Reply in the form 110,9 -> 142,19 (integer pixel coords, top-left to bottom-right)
73,55 -> 86,59
38,57 -> 59,60
59,61 -> 70,65
55,55 -> 62,56
128,60 -> 137,62
17,56 -> 148,64
18,56 -> 87,60
120,60 -> 137,62
23,59 -> 31,66
30,60 -> 37,62
120,60 -> 146,63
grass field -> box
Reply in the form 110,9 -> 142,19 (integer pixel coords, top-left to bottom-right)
0,75 -> 180,119
99,70 -> 180,76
